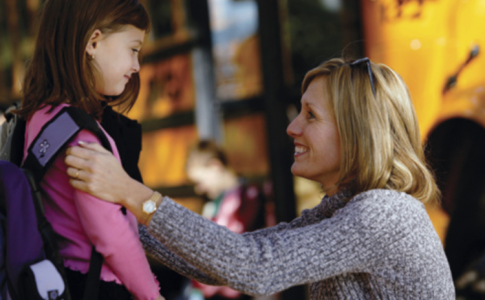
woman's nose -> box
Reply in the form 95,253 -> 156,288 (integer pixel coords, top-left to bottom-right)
287,116 -> 302,137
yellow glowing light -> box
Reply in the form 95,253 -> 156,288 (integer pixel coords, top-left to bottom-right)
410,39 -> 422,50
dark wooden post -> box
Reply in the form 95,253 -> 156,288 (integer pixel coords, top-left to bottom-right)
257,0 -> 307,298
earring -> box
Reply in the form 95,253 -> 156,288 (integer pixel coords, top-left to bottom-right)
91,54 -> 95,60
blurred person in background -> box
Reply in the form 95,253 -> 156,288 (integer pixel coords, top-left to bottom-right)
64,57 -> 455,299
186,139 -> 267,300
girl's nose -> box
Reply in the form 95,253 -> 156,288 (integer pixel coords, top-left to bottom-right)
133,57 -> 140,73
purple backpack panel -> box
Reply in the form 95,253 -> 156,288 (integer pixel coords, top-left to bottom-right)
0,160 -> 44,298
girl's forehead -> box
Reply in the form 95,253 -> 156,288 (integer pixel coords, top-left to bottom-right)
110,25 -> 145,41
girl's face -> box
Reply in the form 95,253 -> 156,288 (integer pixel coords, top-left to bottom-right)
87,25 -> 145,96
186,159 -> 226,200
287,77 -> 341,194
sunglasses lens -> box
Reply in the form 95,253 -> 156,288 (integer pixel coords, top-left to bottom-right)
350,58 -> 376,97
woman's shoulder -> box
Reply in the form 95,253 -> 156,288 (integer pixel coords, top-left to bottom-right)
336,189 -> 428,228
350,189 -> 422,208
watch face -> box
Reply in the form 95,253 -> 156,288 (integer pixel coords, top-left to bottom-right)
143,200 -> 157,214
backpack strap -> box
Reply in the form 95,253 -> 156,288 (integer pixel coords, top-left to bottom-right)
23,106 -> 112,183
82,248 -> 104,300
21,106 -> 112,300
0,102 -> 25,166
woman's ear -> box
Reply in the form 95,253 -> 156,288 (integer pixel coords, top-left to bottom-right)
86,29 -> 102,57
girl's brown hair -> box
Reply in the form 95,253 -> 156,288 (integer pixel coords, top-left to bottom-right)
302,58 -> 440,204
186,140 -> 229,170
16,0 -> 150,120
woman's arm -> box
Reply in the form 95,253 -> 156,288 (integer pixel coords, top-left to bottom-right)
144,194 -> 409,296
138,202 -> 319,289
65,142 -> 403,296
138,224 -> 222,286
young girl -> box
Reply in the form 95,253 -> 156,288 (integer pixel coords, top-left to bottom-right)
15,0 -> 163,299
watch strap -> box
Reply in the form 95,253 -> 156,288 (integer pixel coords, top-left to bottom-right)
142,191 -> 163,225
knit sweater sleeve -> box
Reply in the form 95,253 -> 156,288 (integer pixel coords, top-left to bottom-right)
139,224 -> 221,286
139,198 -> 328,286
146,193 -> 407,296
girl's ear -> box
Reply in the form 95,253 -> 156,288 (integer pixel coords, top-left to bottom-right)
86,29 -> 102,57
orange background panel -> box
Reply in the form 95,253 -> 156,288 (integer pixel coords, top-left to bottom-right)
139,126 -> 198,188
223,113 -> 270,177
361,0 -> 485,140
129,54 -> 195,121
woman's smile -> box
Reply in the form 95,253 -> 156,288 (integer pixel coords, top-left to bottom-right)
294,143 -> 309,157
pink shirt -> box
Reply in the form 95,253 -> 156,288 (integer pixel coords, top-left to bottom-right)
23,104 -> 159,300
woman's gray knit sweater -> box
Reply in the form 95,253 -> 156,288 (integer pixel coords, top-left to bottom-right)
140,189 -> 455,299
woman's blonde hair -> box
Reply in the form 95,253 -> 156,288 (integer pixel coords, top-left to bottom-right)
302,58 -> 440,203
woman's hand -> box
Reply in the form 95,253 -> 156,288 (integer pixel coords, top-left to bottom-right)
65,142 -> 159,225
65,142 -> 126,203
65,142 -> 151,205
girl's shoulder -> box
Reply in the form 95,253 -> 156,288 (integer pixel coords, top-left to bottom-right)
29,103 -> 70,125
26,104 -> 70,145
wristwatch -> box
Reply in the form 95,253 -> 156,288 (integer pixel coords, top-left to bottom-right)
142,191 -> 162,224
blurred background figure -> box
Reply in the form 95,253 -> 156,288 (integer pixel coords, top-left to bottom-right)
186,140 -> 268,300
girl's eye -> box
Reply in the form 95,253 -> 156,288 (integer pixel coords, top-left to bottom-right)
132,49 -> 140,54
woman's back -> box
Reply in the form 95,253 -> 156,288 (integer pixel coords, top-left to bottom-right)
309,189 -> 454,299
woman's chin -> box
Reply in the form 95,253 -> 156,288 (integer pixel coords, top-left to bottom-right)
291,165 -> 307,180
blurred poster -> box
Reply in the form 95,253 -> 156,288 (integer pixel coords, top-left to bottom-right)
223,113 -> 269,176
129,53 -> 195,121
378,0 -> 434,21
139,125 -> 198,188
126,53 -> 197,190
1,0 -> 41,103
208,0 -> 263,100
145,0 -> 188,40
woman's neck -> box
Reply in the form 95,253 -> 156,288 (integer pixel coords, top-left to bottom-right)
323,183 -> 339,197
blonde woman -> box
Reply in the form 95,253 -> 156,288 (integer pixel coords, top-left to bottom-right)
64,58 -> 455,299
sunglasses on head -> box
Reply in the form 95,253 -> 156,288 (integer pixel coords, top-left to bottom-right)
349,57 -> 376,98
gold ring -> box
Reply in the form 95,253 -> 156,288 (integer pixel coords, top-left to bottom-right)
74,169 -> 80,179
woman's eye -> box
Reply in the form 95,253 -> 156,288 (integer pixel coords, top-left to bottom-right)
307,111 -> 315,119
132,49 -> 140,54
